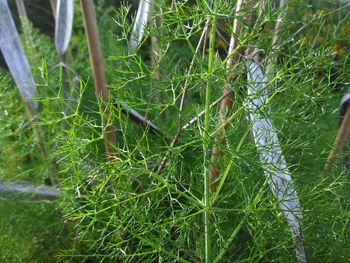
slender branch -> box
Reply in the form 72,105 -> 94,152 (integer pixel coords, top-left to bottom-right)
80,0 -> 118,156
203,3 -> 218,261
181,91 -> 232,131
156,21 -> 209,174
117,102 -> 161,134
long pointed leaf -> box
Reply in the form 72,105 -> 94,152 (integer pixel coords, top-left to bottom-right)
129,0 -> 152,53
0,0 -> 38,113
247,60 -> 306,263
0,181 -> 60,201
54,0 -> 74,55
120,103 -> 161,134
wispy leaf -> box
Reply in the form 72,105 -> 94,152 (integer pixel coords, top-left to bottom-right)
54,0 -> 74,56
0,0 -> 38,113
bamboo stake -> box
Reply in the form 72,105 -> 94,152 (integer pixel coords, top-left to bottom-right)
80,0 -> 117,156
150,1 -> 161,80
15,0 -> 34,46
15,0 -> 27,18
50,0 -> 57,16
266,0 -> 288,76
209,0 -> 244,191
325,102 -> 350,170
53,1 -> 158,135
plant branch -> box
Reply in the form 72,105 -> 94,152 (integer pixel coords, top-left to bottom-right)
156,21 -> 210,174
181,91 -> 232,131
203,2 -> 218,261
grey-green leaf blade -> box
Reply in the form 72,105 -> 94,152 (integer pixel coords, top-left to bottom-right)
247,60 -> 307,263
54,0 -> 74,55
0,180 -> 60,201
129,0 -> 152,53
0,0 -> 38,113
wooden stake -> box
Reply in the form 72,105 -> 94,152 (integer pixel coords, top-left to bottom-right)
80,0 -> 117,156
50,0 -> 57,17
209,0 -> 244,191
15,0 -> 27,18
325,106 -> 350,170
150,1 -> 161,80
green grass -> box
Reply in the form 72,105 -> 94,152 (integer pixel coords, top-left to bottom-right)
0,200 -> 68,263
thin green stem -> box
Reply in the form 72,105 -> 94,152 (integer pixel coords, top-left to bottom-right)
204,2 -> 218,262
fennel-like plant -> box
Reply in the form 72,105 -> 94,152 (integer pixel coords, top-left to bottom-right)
1,1 -> 350,262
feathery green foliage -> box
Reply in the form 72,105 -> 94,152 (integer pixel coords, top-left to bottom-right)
1,0 -> 350,262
